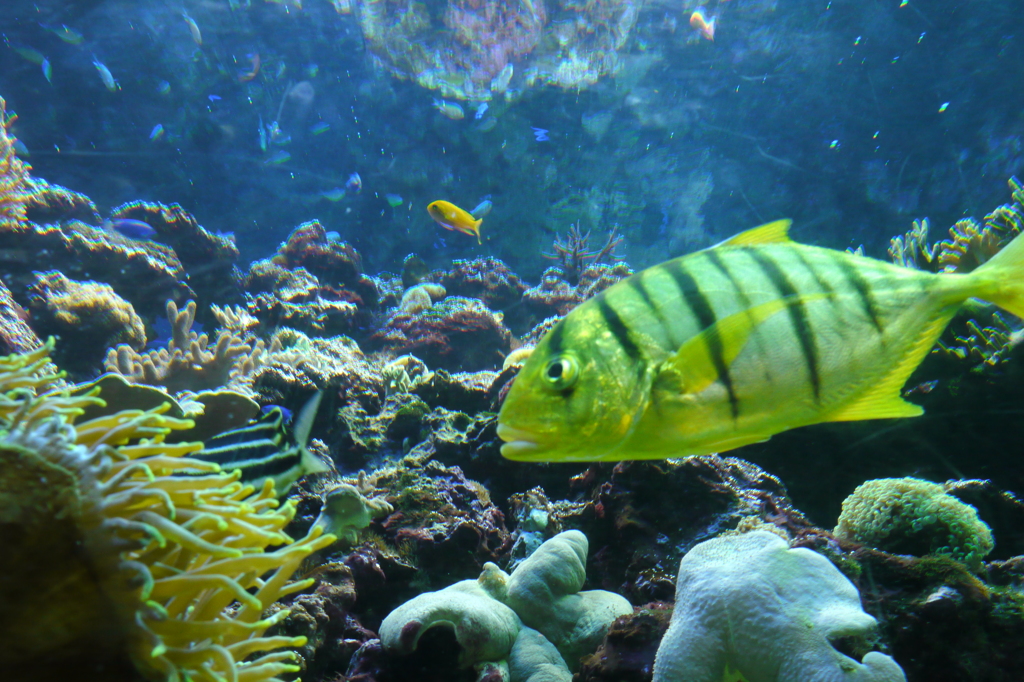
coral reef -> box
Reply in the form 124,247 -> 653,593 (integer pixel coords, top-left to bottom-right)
438,258 -> 528,310
522,261 -> 632,319
369,296 -> 512,372
651,531 -> 906,682
27,271 -> 146,373
264,562 -> 377,679
834,477 -> 994,570
270,220 -> 376,302
576,604 -> 673,682
22,177 -> 101,225
0,217 -> 190,317
109,201 -> 240,302
0,343 -> 336,681
0,96 -> 29,230
352,0 -> 639,99
0,276 -> 41,356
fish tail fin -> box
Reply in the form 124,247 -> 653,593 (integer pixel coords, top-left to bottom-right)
301,446 -> 332,475
965,230 -> 1024,318
294,390 -> 323,447
476,218 -> 483,244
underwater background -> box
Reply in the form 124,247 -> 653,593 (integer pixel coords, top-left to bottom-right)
1,0 -> 1023,680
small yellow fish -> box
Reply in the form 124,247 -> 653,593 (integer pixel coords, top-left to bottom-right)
427,200 -> 483,244
690,9 -> 716,41
498,219 -> 1024,462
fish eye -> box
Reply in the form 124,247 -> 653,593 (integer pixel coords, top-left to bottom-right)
543,356 -> 579,391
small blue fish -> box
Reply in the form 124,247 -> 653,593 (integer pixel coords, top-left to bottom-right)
324,231 -> 341,242
11,44 -> 45,65
43,24 -> 84,45
265,150 -> 291,165
208,94 -> 222,102
261,403 -> 293,423
310,121 -> 330,135
346,172 -> 362,193
105,218 -> 157,240
92,56 -> 118,91
385,193 -> 403,207
149,124 -> 165,141
320,188 -> 346,201
471,199 -> 493,219
475,102 -> 489,120
41,58 -> 52,83
531,127 -> 549,142
157,80 -> 171,95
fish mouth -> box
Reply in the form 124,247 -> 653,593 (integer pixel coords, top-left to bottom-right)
496,423 -> 542,459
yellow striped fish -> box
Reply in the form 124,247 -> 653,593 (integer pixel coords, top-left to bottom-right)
497,219 -> 1024,462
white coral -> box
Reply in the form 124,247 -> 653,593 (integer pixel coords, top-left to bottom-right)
653,531 -> 906,682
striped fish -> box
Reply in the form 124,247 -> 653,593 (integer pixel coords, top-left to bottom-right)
194,391 -> 330,494
497,219 -> 1024,461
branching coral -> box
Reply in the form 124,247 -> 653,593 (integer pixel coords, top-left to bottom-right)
0,96 -> 30,229
890,177 -> 1024,372
542,223 -> 624,285
104,300 -> 255,394
0,342 -> 335,681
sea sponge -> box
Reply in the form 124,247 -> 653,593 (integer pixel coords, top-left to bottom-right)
834,477 -> 994,569
652,530 -> 906,682
27,271 -> 146,371
0,341 -> 335,681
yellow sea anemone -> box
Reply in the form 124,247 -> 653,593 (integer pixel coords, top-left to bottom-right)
0,340 -> 335,681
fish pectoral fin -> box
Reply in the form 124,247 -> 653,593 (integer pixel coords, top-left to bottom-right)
658,297 -> 796,395
824,313 -> 950,422
714,219 -> 793,247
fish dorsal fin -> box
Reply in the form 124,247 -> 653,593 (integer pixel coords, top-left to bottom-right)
294,391 -> 323,447
657,297 -> 796,396
823,315 -> 950,422
716,219 -> 793,248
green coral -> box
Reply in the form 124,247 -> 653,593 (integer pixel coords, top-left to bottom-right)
834,477 -> 994,569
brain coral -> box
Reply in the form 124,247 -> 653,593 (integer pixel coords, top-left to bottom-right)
834,477 -> 994,569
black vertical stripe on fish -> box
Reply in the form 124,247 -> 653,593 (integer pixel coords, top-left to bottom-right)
747,248 -> 822,401
790,250 -> 836,298
547,316 -> 567,358
834,255 -> 885,334
628,276 -> 675,348
597,294 -> 643,362
704,248 -> 777,389
664,260 -> 740,418
704,249 -> 752,307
